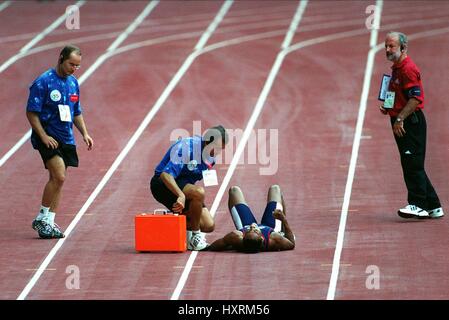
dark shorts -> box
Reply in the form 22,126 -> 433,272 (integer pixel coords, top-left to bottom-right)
231,201 -> 278,229
35,138 -> 79,169
150,175 -> 204,213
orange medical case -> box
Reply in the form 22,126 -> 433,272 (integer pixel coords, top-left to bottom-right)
135,210 -> 187,252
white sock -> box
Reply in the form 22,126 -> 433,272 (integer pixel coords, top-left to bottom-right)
45,211 -> 56,227
36,205 -> 49,221
186,230 -> 192,242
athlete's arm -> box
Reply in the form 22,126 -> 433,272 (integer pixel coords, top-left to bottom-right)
160,172 -> 185,213
208,230 -> 243,251
73,114 -> 93,150
26,111 -> 58,149
270,209 -> 295,250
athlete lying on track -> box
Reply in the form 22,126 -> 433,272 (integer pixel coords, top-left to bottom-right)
208,185 -> 295,253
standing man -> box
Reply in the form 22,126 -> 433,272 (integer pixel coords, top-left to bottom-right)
150,125 -> 228,251
26,45 -> 94,239
380,32 -> 443,219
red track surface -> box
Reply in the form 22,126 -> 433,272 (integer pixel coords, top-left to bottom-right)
1,0 -> 449,300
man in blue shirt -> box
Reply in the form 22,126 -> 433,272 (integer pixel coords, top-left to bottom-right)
26,45 -> 94,239
150,125 -> 228,250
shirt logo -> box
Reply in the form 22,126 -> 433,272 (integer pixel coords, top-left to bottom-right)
50,89 -> 61,102
70,94 -> 79,102
187,160 -> 198,171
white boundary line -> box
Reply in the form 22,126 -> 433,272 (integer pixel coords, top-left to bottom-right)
2,10 -> 447,169
324,23 -> 449,300
16,0 -> 161,300
0,1 -> 10,12
326,0 -> 383,300
0,1 -> 85,73
16,0 -> 233,301
170,0 -> 309,301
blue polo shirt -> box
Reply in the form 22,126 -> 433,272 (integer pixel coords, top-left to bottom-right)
154,135 -> 215,185
26,68 -> 82,148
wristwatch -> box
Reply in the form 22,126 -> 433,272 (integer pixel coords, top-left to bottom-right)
396,117 -> 403,123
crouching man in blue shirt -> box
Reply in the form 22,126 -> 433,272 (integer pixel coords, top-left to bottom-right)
150,125 -> 228,251
26,45 -> 94,239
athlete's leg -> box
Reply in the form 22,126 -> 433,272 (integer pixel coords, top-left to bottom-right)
261,184 -> 284,230
199,207 -> 215,233
42,156 -> 66,213
182,184 -> 209,232
228,186 -> 257,229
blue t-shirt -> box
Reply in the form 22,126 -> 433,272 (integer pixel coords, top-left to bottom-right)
154,135 -> 215,185
26,68 -> 82,148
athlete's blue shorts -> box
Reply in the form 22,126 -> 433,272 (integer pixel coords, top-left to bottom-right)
230,201 -> 277,229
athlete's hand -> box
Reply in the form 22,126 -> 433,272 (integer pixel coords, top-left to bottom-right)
83,134 -> 93,150
273,209 -> 286,221
379,105 -> 388,115
41,135 -> 59,149
172,194 -> 185,214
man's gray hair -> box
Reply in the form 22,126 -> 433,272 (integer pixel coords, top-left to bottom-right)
387,31 -> 408,50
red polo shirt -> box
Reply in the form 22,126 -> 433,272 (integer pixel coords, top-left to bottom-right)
388,56 -> 425,117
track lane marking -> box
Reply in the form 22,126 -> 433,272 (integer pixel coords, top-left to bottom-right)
0,1 -> 10,12
326,0 -> 384,301
170,0 -> 309,301
16,0 -> 233,301
0,1 -> 86,73
16,1 -> 161,300
2,11 -> 448,167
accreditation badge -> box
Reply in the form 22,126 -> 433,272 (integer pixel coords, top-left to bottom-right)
202,169 -> 218,187
58,104 -> 72,122
383,91 -> 395,109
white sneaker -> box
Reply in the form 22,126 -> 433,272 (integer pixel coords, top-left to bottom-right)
428,207 -> 444,219
398,204 -> 429,219
188,232 -> 209,251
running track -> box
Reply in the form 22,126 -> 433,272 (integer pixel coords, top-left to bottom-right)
1,0 -> 448,300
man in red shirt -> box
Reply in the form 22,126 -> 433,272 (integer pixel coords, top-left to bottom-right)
380,31 -> 443,219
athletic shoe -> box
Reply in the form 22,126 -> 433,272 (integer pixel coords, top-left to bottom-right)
37,222 -> 65,239
32,219 -> 46,232
428,207 -> 444,219
397,204 -> 429,219
188,233 -> 208,251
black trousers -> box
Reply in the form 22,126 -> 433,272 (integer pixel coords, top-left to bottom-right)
391,109 -> 441,210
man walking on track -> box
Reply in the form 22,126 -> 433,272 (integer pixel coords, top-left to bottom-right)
380,31 -> 443,219
208,185 -> 295,253
150,125 -> 229,251
26,45 -> 94,239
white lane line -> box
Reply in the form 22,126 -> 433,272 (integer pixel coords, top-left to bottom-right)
77,0 -> 160,83
170,0 -> 308,301
2,12 -> 447,170
326,0 -> 383,301
0,1 -> 159,169
0,1 -> 10,12
16,0 -> 232,301
0,1 -> 86,73
326,23 -> 449,300
16,1 -> 161,300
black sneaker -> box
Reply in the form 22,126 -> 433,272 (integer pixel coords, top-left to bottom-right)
38,222 -> 65,239
32,219 -> 46,232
